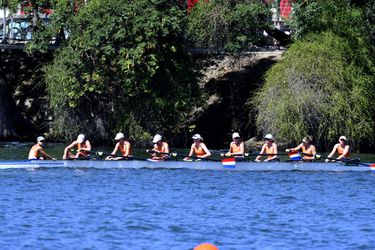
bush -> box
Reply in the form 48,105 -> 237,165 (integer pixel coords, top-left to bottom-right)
43,0 -> 200,142
252,32 -> 374,150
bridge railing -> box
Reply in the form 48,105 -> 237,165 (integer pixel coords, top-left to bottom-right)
0,16 -> 50,43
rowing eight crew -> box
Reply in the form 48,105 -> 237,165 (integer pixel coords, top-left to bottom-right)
28,133 -> 351,162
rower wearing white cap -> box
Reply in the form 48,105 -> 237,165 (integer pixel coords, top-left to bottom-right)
325,136 -> 350,162
63,134 -> 92,159
28,136 -> 55,160
106,133 -> 132,160
184,134 -> 211,161
149,134 -> 170,160
255,134 -> 278,162
222,132 -> 244,157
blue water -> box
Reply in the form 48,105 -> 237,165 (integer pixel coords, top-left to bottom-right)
0,169 -> 374,249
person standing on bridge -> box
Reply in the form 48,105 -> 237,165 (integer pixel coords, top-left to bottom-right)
28,136 -> 56,160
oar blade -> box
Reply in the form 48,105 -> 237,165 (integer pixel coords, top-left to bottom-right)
221,157 -> 236,169
288,151 -> 302,161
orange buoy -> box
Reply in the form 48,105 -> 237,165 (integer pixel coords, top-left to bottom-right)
194,242 -> 219,250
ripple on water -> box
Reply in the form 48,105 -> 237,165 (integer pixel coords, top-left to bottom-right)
0,170 -> 374,249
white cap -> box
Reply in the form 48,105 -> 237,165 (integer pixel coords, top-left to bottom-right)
37,136 -> 45,142
152,134 -> 162,143
339,136 -> 347,141
232,132 -> 240,139
192,134 -> 203,140
77,134 -> 85,143
115,132 -> 125,140
264,134 -> 274,140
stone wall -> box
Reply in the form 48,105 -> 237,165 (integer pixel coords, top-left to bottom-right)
194,51 -> 283,148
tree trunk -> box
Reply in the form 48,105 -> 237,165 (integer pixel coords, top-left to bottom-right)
32,0 -> 39,31
0,76 -> 18,138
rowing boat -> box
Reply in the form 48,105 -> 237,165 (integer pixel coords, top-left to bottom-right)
0,159 -> 373,171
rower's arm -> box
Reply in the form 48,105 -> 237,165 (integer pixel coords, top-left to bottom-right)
163,143 -> 170,154
200,143 -> 211,158
63,142 -> 77,159
123,142 -> 131,157
80,141 -> 92,152
311,145 -> 317,156
187,145 -> 194,157
224,143 -> 233,156
337,145 -> 349,160
327,144 -> 337,159
286,144 -> 302,152
39,148 -> 54,160
110,143 -> 120,156
255,145 -> 265,162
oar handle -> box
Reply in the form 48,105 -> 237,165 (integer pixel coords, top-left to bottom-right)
180,155 -> 221,162
146,149 -> 177,157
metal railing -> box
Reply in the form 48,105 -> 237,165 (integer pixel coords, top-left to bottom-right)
1,16 -> 50,43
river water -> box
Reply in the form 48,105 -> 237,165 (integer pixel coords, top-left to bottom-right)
0,142 -> 375,249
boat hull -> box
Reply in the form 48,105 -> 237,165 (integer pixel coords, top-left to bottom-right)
0,160 -> 372,171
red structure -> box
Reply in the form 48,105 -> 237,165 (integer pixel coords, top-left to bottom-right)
182,0 -> 294,19
187,0 -> 200,12
279,0 -> 292,19
19,1 -> 53,16
264,0 -> 294,19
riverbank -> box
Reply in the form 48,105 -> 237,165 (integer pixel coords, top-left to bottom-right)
0,49 -> 283,149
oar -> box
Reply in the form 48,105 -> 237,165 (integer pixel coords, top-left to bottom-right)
145,149 -> 177,157
96,152 -> 148,161
304,153 -> 374,167
71,149 -> 146,161
241,152 -> 322,158
322,157 -> 366,165
177,155 -> 222,162
243,153 -> 293,157
355,162 -> 375,167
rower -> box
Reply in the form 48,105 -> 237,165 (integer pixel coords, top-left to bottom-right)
222,132 -> 245,158
285,136 -> 317,161
149,134 -> 170,160
63,134 -> 91,159
184,134 -> 211,161
106,132 -> 132,160
325,135 -> 350,162
255,134 -> 278,162
28,136 -> 56,160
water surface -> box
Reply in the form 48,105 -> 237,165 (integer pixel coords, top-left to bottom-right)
0,168 -> 374,249
0,143 -> 375,249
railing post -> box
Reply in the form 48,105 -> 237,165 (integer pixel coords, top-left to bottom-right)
1,0 -> 7,43
9,14 -> 13,39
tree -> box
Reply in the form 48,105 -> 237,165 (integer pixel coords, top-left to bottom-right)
42,0 -> 200,142
187,0 -> 271,52
252,32 -> 374,150
291,0 -> 374,72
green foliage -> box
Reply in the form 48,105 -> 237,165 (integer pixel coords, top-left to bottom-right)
43,0 -> 200,141
187,0 -> 270,52
252,32 -> 374,149
291,0 -> 374,71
